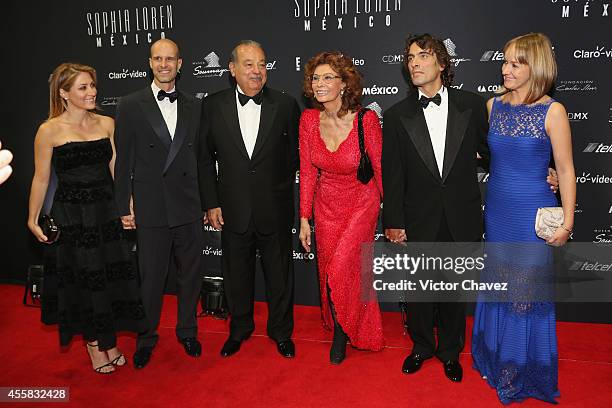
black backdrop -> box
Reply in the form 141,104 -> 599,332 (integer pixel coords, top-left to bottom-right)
1,1 -> 610,322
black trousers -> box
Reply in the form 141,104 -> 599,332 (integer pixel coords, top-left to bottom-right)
136,219 -> 203,349
221,220 -> 294,342
406,214 -> 466,362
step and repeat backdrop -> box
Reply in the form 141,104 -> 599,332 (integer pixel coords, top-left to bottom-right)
2,0 -> 610,321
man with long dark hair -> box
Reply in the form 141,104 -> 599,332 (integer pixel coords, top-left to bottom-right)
382,33 -> 490,382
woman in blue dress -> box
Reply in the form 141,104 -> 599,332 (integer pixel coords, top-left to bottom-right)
471,33 -> 576,404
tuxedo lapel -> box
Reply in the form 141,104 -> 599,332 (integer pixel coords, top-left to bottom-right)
221,90 -> 250,160
441,92 -> 471,182
138,90 -> 172,151
163,91 -> 191,173
251,88 -> 277,160
400,96 -> 441,182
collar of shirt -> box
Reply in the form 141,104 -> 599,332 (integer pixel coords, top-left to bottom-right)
235,84 -> 262,107
418,85 -> 447,110
151,81 -> 176,102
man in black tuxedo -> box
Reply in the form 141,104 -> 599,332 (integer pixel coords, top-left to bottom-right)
200,40 -> 300,358
382,34 -> 490,382
114,39 -> 205,368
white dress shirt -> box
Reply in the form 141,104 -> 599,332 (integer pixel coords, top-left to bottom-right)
151,82 -> 177,139
419,85 -> 448,176
235,85 -> 262,158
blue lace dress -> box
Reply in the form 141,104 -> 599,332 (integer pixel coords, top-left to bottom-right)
471,98 -> 560,404
42,138 -> 146,350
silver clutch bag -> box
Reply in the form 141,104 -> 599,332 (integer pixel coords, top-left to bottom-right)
535,207 -> 564,240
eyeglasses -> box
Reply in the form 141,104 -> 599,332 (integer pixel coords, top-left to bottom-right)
311,74 -> 341,84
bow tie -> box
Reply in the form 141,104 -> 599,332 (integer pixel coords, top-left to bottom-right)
419,93 -> 442,108
238,91 -> 263,106
157,89 -> 178,103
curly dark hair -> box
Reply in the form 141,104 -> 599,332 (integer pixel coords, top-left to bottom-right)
404,33 -> 454,88
303,51 -> 362,117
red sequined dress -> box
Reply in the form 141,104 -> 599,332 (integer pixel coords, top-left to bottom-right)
299,108 -> 384,351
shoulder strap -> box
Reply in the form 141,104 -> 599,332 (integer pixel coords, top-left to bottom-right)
358,108 -> 369,154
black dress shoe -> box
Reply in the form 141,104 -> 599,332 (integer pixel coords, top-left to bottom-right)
220,339 -> 242,357
276,339 -> 295,358
329,328 -> 348,365
133,346 -> 153,369
401,353 -> 428,374
179,337 -> 202,357
443,360 -> 463,382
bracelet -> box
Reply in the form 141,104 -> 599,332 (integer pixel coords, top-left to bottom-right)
560,224 -> 572,233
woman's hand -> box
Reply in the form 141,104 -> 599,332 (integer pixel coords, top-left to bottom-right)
299,218 -> 311,252
27,220 -> 49,243
547,226 -> 571,247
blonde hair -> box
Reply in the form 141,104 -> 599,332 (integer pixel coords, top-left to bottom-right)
48,63 -> 97,119
499,33 -> 557,104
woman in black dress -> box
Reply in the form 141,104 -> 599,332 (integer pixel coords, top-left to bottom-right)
27,63 -> 146,374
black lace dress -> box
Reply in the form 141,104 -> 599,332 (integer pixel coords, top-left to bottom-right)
42,138 -> 146,350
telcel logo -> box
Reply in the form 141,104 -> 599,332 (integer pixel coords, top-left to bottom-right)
583,143 -> 612,153
480,50 -> 504,61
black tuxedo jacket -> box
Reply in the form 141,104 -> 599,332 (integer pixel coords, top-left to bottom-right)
114,87 -> 204,228
199,87 -> 300,234
382,88 -> 489,242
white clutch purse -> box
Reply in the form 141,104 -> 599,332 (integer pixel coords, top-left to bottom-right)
535,207 -> 564,240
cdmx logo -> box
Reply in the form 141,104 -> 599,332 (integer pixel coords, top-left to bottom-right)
477,84 -> 502,93
567,112 -> 589,121
382,54 -> 404,64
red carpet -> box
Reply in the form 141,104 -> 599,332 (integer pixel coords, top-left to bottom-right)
1,283 -> 610,407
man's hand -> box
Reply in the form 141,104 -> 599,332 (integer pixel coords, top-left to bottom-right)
207,207 -> 224,230
547,168 -> 559,193
202,212 -> 209,225
385,228 -> 407,243
121,215 -> 136,229
121,196 -> 136,229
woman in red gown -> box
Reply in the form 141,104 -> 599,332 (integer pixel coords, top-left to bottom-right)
298,52 -> 384,364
